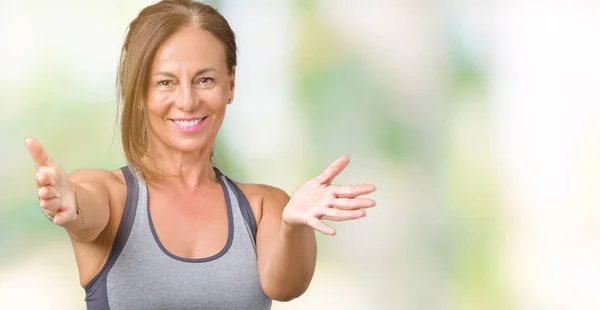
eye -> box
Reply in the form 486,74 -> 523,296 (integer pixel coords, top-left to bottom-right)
196,77 -> 215,85
157,79 -> 173,87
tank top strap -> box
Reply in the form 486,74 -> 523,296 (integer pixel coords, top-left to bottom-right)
214,168 -> 259,246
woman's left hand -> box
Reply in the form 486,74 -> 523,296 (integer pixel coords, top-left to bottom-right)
282,155 -> 377,236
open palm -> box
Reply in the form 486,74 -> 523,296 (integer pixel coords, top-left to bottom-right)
282,155 -> 376,235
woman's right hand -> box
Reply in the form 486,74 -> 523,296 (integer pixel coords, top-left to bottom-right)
25,137 -> 79,226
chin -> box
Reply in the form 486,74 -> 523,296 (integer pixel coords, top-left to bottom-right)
170,138 -> 211,154
148,123 -> 216,155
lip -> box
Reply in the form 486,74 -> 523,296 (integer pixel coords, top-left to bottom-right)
171,117 -> 205,121
170,116 -> 208,133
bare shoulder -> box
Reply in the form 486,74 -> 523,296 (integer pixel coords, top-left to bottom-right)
69,168 -> 125,189
235,183 -> 290,224
237,183 -> 290,207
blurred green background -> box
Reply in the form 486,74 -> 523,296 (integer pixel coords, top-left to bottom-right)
2,1 -> 600,309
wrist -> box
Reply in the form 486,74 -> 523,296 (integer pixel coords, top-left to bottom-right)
71,185 -> 83,225
280,220 -> 312,238
61,183 -> 83,227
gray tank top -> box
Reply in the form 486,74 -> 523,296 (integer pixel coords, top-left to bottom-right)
84,166 -> 272,309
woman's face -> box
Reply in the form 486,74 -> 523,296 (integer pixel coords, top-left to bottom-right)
145,26 -> 235,155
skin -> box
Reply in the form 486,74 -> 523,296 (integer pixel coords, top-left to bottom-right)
25,26 -> 377,302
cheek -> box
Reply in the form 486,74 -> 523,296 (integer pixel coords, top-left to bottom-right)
146,92 -> 171,118
205,90 -> 228,111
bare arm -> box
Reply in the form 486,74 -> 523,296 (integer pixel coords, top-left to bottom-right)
256,156 -> 377,301
63,169 -> 114,243
256,187 -> 317,302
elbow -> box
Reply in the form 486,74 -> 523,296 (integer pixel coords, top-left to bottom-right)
273,295 -> 299,303
265,290 -> 303,303
67,228 -> 102,243
262,281 -> 310,302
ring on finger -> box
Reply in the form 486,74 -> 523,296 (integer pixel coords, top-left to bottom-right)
38,198 -> 54,221
41,207 -> 54,221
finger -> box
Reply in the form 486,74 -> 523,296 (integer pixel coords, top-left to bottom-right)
39,197 -> 61,213
330,184 -> 376,198
40,207 -> 57,221
314,155 -> 351,185
35,169 -> 56,187
320,208 -> 366,222
332,198 -> 376,210
38,186 -> 60,200
53,211 -> 76,226
306,217 -> 336,236
25,137 -> 50,167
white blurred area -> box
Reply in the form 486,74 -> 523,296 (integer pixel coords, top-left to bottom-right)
490,2 -> 600,310
1,0 -> 600,309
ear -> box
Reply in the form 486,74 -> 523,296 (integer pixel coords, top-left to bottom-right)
228,66 -> 236,100
137,98 -> 145,110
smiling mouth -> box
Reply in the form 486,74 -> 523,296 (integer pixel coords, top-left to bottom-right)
170,116 -> 208,132
172,118 -> 205,126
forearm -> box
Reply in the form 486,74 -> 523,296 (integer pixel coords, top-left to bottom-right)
63,174 -> 110,243
260,222 -> 317,301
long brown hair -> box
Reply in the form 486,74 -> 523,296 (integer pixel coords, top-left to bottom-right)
117,0 -> 237,181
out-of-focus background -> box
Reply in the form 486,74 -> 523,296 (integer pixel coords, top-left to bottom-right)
1,0 -> 600,309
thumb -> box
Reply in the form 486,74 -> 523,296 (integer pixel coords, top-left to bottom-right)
25,137 -> 50,167
314,155 -> 351,185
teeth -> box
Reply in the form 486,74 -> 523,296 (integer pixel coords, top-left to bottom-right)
174,119 -> 201,127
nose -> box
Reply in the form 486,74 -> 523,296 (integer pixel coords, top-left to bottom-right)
176,83 -> 197,112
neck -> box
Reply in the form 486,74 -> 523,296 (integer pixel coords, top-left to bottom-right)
144,147 -> 217,191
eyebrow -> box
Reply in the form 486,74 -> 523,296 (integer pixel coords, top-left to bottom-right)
153,67 -> 217,78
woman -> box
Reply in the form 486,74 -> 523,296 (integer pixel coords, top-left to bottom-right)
25,0 -> 376,309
